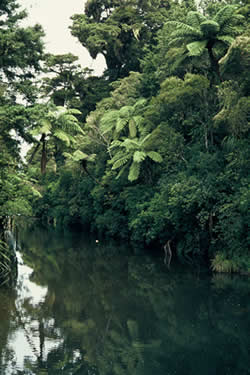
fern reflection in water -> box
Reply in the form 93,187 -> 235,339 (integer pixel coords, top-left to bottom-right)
0,239 -> 16,288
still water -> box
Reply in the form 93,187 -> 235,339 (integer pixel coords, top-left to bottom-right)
0,225 -> 250,375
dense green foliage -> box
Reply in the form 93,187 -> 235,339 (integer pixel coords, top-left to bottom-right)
0,0 -> 249,273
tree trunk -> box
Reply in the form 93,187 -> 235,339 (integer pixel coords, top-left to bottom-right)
41,134 -> 47,175
207,41 -> 222,83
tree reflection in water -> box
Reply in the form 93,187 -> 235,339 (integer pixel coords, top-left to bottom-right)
0,226 -> 249,374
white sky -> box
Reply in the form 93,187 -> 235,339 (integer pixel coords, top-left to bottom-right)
18,0 -> 106,75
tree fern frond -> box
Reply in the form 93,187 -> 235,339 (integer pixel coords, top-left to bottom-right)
170,23 -> 202,38
66,108 -> 82,115
133,115 -> 144,129
112,155 -> 130,170
72,150 -> 89,161
186,11 -> 207,28
128,161 -> 140,182
187,40 -> 207,56
200,20 -> 220,37
122,138 -> 140,150
115,164 -> 128,179
146,151 -> 163,163
216,35 -> 234,45
213,5 -> 236,27
54,130 -> 70,146
133,98 -> 147,111
168,37 -> 188,47
109,140 -> 123,149
129,118 -> 137,138
140,133 -> 152,147
63,152 -> 73,160
54,106 -> 65,113
119,105 -> 132,118
172,28 -> 202,39
102,122 -> 116,135
116,117 -> 128,133
220,24 -> 242,37
100,110 -> 119,132
61,119 -> 84,134
133,151 -> 146,162
60,114 -> 79,124
29,128 -> 42,137
39,119 -> 51,134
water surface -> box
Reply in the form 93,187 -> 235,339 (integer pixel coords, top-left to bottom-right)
0,225 -> 249,374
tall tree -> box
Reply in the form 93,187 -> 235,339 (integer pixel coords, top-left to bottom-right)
70,0 -> 176,80
29,105 -> 84,174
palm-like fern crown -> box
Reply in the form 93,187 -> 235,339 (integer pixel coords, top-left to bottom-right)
100,98 -> 146,140
166,5 -> 244,56
109,133 -> 163,181
30,106 -> 83,147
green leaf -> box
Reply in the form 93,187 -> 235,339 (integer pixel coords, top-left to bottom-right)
39,118 -> 51,134
200,20 -> 220,37
140,133 -> 152,147
72,150 -> 89,161
129,118 -> 137,138
66,108 -> 82,115
115,165 -> 127,179
217,35 -> 234,45
186,11 -> 207,29
128,161 -> 140,181
112,155 -> 129,170
122,138 -> 139,150
119,105 -> 132,118
116,117 -> 128,133
133,151 -> 146,162
187,40 -> 207,56
100,110 -> 119,133
147,151 -> 163,163
53,130 -> 70,146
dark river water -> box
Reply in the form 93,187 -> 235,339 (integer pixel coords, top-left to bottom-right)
0,224 -> 250,375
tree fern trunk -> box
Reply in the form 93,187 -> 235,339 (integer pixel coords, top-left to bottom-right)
41,133 -> 47,175
207,41 -> 222,82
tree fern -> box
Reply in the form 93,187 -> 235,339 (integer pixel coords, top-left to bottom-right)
166,5 -> 244,81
